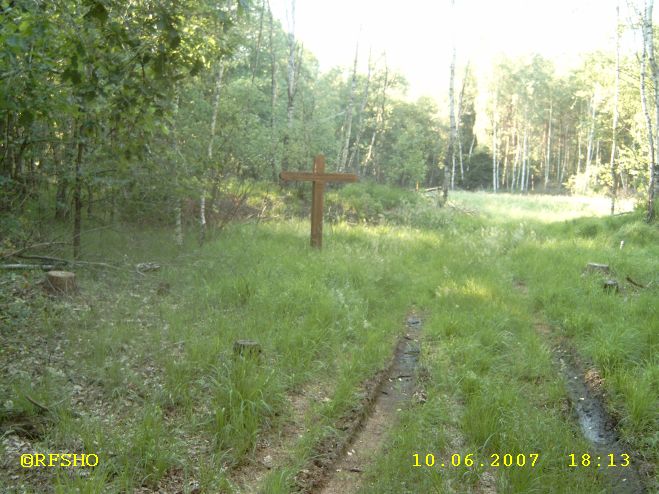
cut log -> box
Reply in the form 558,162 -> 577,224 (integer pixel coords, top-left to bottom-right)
233,339 -> 262,359
45,271 -> 77,295
603,279 -> 619,293
586,263 -> 610,274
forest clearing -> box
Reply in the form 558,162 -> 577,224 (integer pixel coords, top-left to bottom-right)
2,0 -> 659,493
1,190 -> 657,493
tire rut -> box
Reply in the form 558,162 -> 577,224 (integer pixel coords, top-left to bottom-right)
516,280 -> 647,494
317,315 -> 422,494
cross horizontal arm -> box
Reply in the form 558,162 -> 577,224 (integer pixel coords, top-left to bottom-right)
279,171 -> 358,183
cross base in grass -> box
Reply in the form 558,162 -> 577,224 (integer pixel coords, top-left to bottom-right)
280,154 -> 358,249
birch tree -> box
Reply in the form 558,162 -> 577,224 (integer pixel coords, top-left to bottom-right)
347,49 -> 373,172
544,101 -> 552,189
456,63 -> 471,184
338,43 -> 359,171
267,0 -> 278,180
443,0 -> 457,204
363,59 -> 389,177
610,3 -> 620,214
584,92 -> 597,193
492,93 -> 498,192
641,0 -> 657,221
282,0 -> 301,172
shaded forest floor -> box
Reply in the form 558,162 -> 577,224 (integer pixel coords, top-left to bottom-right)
0,190 -> 657,493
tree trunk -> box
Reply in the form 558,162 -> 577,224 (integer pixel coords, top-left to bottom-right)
610,3 -> 620,214
363,60 -> 388,177
267,0 -> 278,181
175,200 -> 183,247
577,130 -> 582,174
544,101 -> 552,190
492,95 -> 498,193
456,63 -> 470,183
502,134 -> 509,190
55,179 -> 68,220
585,93 -> 597,192
282,0 -> 299,172
199,195 -> 206,244
208,62 -> 225,163
467,133 -> 475,171
86,183 -> 93,218
443,42 -> 456,204
561,134 -> 569,189
512,128 -> 520,191
203,60 -> 225,245
73,125 -> 84,260
251,0 -> 266,86
338,43 -> 359,171
347,49 -> 372,172
642,0 -> 657,221
522,125 -> 529,192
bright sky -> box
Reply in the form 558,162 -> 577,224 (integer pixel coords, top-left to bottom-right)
269,0 -> 650,101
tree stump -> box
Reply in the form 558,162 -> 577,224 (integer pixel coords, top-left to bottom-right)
603,279 -> 619,293
233,339 -> 262,359
586,263 -> 610,274
44,271 -> 77,295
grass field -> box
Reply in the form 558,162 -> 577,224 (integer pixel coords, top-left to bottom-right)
0,190 -> 656,493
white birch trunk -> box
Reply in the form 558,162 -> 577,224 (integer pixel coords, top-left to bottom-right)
585,93 -> 597,192
610,3 -> 620,214
282,0 -> 299,171
456,63 -> 470,183
339,43 -> 359,171
512,129 -> 520,191
267,0 -> 278,180
544,102 -> 552,189
492,96 -> 498,193
363,60 -> 388,177
644,0 -> 658,221
443,0 -> 457,204
202,60 -> 226,245
577,130 -> 582,174
348,49 -> 372,171
467,134 -> 475,171
502,134 -> 509,190
175,202 -> 183,247
522,126 -> 529,192
444,42 -> 456,203
208,62 -> 225,162
641,0 -> 657,221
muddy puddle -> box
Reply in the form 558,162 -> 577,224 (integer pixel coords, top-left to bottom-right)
553,342 -> 646,493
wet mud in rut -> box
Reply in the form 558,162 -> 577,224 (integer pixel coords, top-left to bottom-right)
553,341 -> 647,494
299,315 -> 422,494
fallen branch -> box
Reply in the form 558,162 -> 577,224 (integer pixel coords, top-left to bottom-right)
72,260 -> 121,270
1,259 -> 121,271
25,395 -> 52,414
626,276 -> 646,288
0,264 -> 57,270
0,242 -> 70,261
17,254 -> 68,264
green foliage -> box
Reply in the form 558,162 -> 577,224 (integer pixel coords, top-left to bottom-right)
326,181 -> 423,223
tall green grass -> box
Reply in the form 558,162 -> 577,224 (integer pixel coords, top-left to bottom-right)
1,189 -> 655,493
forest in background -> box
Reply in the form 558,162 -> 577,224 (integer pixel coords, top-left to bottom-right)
1,0 -> 658,258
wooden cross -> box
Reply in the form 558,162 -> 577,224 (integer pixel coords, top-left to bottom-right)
280,154 -> 358,249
